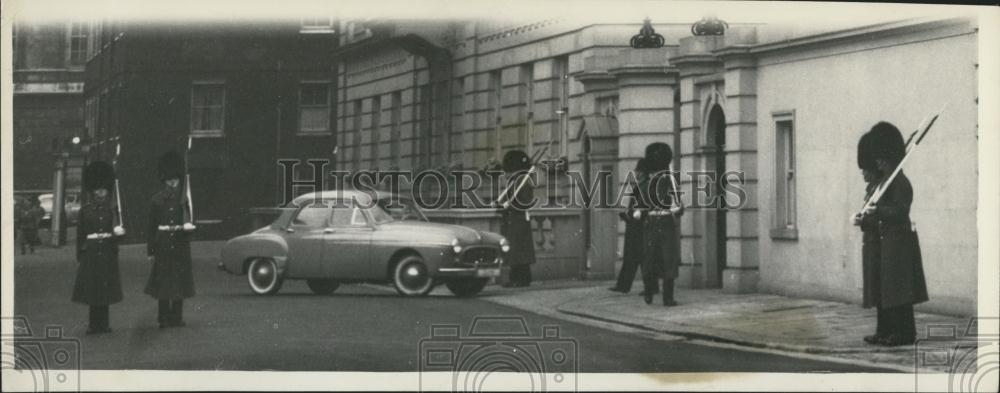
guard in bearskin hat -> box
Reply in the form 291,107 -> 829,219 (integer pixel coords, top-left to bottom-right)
145,150 -> 195,328
610,158 -> 651,294
73,161 -> 124,334
635,142 -> 683,306
853,121 -> 928,346
499,150 -> 536,287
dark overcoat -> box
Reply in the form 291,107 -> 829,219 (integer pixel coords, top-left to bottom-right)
500,173 -> 537,267
144,187 -> 196,300
860,182 -> 881,309
638,171 -> 682,279
621,192 -> 644,274
870,172 -> 929,308
72,201 -> 123,306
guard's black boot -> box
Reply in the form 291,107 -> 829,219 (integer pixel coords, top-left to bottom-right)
662,279 -> 678,307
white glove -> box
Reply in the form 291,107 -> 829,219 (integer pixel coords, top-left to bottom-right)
632,210 -> 642,220
182,222 -> 197,232
113,226 -> 126,236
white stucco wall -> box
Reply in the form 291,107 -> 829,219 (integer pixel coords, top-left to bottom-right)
754,21 -> 978,316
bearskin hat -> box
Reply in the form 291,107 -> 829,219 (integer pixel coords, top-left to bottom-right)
83,161 -> 115,193
157,150 -> 185,182
502,150 -> 531,173
644,142 -> 673,172
866,121 -> 906,166
857,131 -> 878,171
635,158 -> 651,173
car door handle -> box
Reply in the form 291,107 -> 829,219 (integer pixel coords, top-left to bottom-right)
285,227 -> 295,233
323,227 -> 334,234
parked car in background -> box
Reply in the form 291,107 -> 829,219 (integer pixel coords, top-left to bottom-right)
38,193 -> 81,227
221,190 -> 509,298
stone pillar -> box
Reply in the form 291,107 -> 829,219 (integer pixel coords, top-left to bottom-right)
671,37 -> 725,288
607,65 -> 678,286
608,65 -> 678,191
717,48 -> 760,293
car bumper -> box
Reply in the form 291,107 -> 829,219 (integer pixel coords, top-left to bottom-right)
435,265 -> 503,278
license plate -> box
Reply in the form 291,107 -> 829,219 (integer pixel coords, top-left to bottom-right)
476,268 -> 501,278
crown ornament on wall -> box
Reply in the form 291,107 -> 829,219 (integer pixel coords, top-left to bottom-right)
630,18 -> 665,49
691,16 -> 729,36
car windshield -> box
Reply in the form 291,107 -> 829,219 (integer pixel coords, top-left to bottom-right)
376,198 -> 428,222
365,204 -> 395,225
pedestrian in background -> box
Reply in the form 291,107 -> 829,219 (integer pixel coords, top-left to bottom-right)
19,196 -> 44,254
853,122 -> 928,346
72,161 -> 124,334
637,143 -> 683,306
500,149 -> 537,288
610,158 -> 650,294
145,151 -> 196,328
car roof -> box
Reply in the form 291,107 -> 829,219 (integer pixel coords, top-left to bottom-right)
290,190 -> 406,207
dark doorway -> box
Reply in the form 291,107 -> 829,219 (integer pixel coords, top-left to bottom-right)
705,104 -> 727,288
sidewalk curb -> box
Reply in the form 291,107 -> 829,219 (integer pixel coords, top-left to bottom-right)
554,301 -> 914,355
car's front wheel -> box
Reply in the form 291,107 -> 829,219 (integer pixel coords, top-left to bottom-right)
307,279 -> 340,295
247,258 -> 283,295
445,278 -> 488,297
392,255 -> 434,297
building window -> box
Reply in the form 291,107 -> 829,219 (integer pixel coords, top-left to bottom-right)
490,70 -> 502,158
68,22 -> 90,66
555,56 -> 570,156
370,96 -> 382,169
597,95 -> 619,119
390,91 -> 402,168
771,110 -> 797,239
191,82 -> 226,136
417,84 -> 432,169
522,63 -> 534,153
352,100 -> 363,170
300,17 -> 335,34
298,82 -> 331,134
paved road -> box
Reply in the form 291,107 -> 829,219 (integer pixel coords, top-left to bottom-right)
12,241 -> 892,373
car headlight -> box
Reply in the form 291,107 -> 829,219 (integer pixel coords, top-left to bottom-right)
451,238 -> 463,254
500,237 -> 511,253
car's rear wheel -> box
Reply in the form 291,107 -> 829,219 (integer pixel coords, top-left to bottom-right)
307,279 -> 340,295
247,258 -> 283,295
392,255 -> 434,297
445,278 -> 488,297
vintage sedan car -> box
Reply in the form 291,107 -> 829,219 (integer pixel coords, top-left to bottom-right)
220,190 -> 509,297
290,191 -> 428,222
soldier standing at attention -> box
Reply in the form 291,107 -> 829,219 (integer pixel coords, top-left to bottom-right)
500,150 -> 537,288
610,158 -> 650,294
853,122 -> 928,346
145,151 -> 196,328
72,161 -> 124,334
636,143 -> 683,306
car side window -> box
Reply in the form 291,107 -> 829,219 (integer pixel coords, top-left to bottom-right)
292,203 -> 331,228
350,207 -> 368,226
329,205 -> 354,227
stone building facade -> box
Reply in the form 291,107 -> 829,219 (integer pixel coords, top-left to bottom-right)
333,17 -> 978,316
11,21 -> 90,195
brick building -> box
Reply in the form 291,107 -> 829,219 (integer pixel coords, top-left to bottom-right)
82,19 -> 340,241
